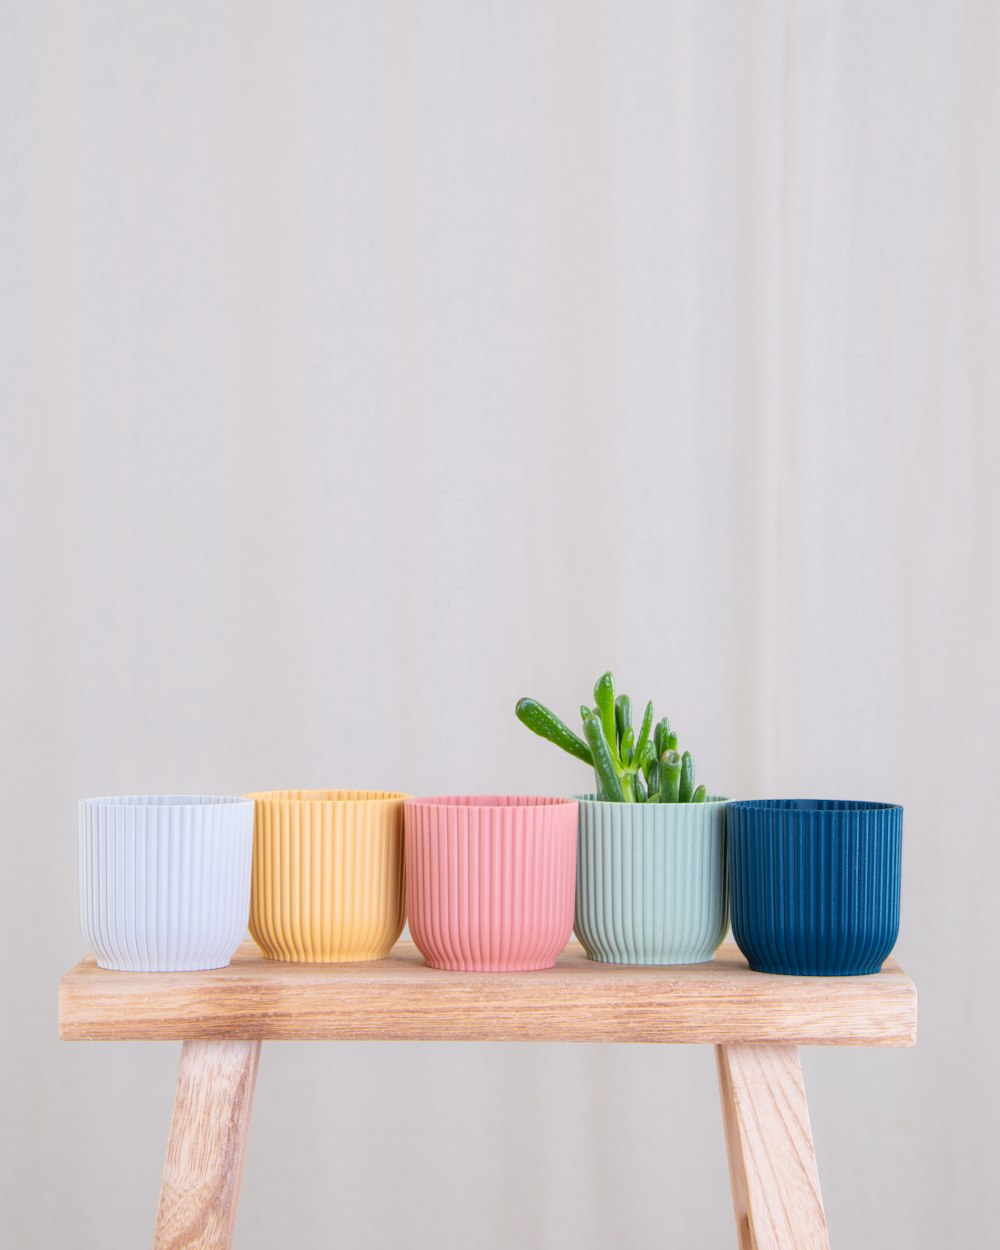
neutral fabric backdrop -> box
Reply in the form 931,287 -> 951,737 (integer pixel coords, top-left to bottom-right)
3,2 -> 998,1247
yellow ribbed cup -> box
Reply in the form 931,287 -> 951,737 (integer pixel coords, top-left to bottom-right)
247,790 -> 407,962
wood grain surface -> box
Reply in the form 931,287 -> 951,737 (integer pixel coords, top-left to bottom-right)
152,1040 -> 260,1250
60,940 -> 916,1045
717,1044 -> 831,1250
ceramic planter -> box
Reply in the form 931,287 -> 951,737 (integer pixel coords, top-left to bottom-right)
574,796 -> 729,965
404,795 -> 578,971
248,789 -> 406,962
727,798 -> 903,976
78,795 -> 254,972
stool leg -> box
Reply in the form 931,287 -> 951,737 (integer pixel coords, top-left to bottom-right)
152,1040 -> 262,1250
716,1044 -> 830,1250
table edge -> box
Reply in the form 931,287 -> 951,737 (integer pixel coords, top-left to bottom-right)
58,941 -> 917,1047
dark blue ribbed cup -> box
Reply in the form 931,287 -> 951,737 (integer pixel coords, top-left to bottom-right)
727,799 -> 902,976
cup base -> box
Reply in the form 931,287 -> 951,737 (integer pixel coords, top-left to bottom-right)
746,959 -> 886,977
258,949 -> 394,964
422,958 -> 559,973
583,951 -> 720,967
94,957 -> 234,973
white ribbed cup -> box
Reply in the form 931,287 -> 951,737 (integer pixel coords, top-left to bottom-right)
78,795 -> 254,972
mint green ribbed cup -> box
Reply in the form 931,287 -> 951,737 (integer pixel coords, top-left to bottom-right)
574,796 -> 729,965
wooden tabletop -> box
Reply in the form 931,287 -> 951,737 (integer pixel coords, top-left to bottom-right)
59,940 -> 916,1046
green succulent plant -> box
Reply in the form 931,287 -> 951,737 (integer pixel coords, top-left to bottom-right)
515,671 -> 708,803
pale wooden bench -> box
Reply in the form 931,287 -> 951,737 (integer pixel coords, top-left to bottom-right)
59,940 -> 917,1249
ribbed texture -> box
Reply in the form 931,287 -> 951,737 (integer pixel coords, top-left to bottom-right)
248,790 -> 406,962
727,799 -> 903,976
78,795 -> 254,972
405,796 -> 578,972
574,796 -> 729,965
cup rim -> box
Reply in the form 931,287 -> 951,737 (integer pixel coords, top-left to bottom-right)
80,794 -> 252,808
405,794 -> 578,811
246,789 -> 408,803
726,798 -> 902,813
575,793 -> 730,807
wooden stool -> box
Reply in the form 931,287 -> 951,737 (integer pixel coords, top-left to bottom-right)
59,941 -> 917,1250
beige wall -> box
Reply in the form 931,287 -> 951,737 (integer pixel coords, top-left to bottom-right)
2,2 -> 997,1246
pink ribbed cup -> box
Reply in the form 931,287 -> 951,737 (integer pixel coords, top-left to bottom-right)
404,796 -> 578,972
